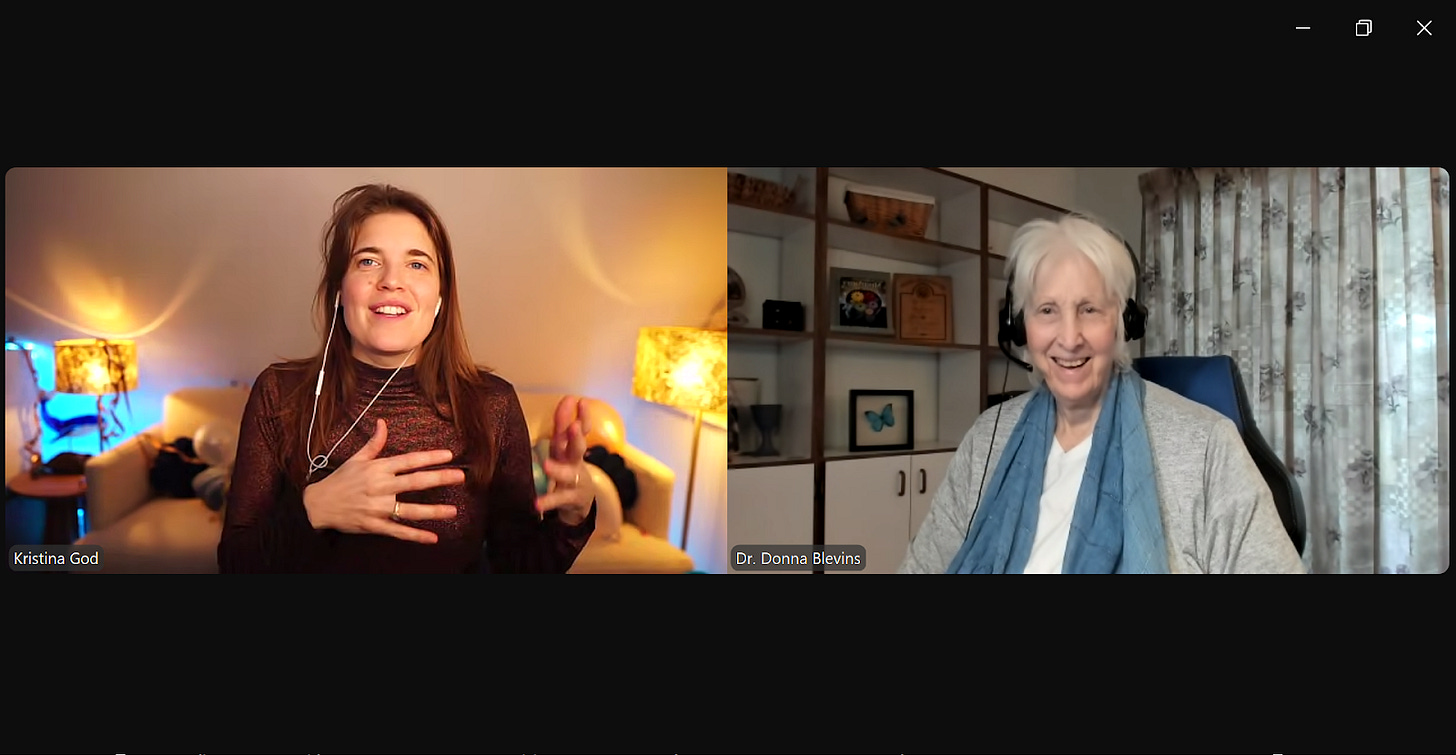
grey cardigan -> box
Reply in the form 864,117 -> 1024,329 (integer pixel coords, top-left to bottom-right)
899,380 -> 1307,574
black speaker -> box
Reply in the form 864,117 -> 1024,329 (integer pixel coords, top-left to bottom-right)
762,300 -> 805,331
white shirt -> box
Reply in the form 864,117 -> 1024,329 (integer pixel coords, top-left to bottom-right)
1022,435 -> 1091,574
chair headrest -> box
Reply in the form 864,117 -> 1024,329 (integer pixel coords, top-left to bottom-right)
1132,356 -> 1246,433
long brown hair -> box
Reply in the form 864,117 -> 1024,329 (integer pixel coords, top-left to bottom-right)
271,184 -> 495,494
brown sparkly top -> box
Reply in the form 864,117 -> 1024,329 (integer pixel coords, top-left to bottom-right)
217,358 -> 596,573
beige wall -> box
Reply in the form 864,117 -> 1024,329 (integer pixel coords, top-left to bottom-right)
942,167 -> 1080,209
1074,168 -> 1158,251
942,167 -> 1157,250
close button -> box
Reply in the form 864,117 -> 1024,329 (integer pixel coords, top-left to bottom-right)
1417,20 -> 1433,35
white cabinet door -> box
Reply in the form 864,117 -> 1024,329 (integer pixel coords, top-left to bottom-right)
727,465 -> 815,574
909,452 -> 954,543
825,455 -> 913,574
826,452 -> 958,574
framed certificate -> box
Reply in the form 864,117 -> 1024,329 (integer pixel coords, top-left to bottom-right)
892,274 -> 954,343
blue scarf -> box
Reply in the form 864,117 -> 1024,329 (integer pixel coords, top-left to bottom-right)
946,369 -> 1168,574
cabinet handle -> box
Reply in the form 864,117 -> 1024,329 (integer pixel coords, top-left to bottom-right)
919,468 -> 927,495
897,470 -> 905,497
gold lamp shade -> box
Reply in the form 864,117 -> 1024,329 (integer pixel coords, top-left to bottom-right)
632,327 -> 727,414
53,339 -> 139,395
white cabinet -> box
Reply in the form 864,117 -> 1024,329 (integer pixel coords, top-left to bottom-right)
727,464 -> 815,574
909,453 -> 953,543
825,452 -> 953,573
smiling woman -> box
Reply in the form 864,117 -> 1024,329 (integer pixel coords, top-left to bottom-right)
339,211 -> 443,368
217,184 -> 601,573
899,213 -> 1306,575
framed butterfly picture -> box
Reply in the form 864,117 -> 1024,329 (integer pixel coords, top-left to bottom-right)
848,389 -> 914,452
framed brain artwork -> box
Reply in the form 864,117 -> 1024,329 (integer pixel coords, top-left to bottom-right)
829,266 -> 894,337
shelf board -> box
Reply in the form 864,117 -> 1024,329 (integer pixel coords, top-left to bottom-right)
732,329 -> 1002,354
825,333 -> 980,354
987,187 -> 1068,228
824,439 -> 964,462
729,453 -> 814,470
728,326 -> 813,345
826,167 -> 980,206
826,219 -> 980,267
728,200 -> 815,240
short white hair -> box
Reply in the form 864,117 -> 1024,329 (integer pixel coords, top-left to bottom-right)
1004,213 -> 1137,384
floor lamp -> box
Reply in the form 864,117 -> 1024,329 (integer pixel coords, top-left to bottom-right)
53,338 -> 138,455
632,326 -> 727,551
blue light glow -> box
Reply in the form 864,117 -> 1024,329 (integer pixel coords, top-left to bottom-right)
7,338 -> 151,457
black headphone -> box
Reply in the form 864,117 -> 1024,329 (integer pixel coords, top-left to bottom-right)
996,226 -> 1148,372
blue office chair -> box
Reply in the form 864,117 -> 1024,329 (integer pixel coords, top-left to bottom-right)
1133,355 -> 1308,556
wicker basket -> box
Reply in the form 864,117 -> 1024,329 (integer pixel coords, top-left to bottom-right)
728,172 -> 797,211
844,184 -> 935,237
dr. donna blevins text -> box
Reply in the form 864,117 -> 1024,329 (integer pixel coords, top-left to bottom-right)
729,544 -> 867,570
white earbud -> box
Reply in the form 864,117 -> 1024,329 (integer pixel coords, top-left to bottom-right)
334,291 -> 340,308
435,299 -> 442,317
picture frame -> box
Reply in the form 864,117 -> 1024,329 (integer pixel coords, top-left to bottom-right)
891,273 -> 954,343
848,389 -> 914,452
829,266 -> 894,337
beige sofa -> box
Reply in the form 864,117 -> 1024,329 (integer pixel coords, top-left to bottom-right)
78,386 -> 693,573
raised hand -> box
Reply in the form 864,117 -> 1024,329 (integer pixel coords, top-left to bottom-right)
535,396 -> 596,525
302,418 -> 462,543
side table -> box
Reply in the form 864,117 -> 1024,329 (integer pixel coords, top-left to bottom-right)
7,472 -> 87,545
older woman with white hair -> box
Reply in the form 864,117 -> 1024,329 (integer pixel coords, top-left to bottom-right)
899,214 -> 1305,574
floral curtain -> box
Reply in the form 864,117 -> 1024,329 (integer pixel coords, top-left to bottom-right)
1138,168 -> 1449,574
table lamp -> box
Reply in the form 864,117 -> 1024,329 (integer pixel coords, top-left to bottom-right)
53,338 -> 138,454
632,326 -> 727,550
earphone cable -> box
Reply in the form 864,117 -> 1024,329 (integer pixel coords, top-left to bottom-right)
306,295 -> 415,479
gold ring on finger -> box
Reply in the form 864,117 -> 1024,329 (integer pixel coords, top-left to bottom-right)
392,501 -> 401,521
